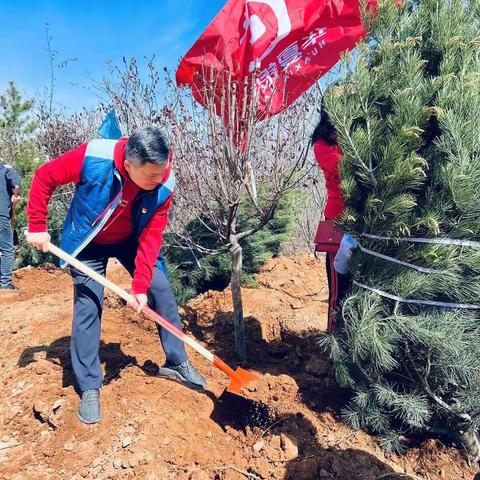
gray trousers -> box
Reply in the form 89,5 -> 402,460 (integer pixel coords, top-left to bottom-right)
70,240 -> 187,392
0,216 -> 14,287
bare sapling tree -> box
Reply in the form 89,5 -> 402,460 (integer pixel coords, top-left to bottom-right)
94,57 -> 321,361
167,68 -> 320,361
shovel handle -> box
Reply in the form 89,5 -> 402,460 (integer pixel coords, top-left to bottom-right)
47,243 -> 214,363
48,243 -> 134,303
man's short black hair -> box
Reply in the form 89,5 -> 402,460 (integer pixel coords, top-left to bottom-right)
125,127 -> 170,166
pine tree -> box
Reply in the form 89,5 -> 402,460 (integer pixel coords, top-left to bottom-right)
0,82 -> 35,160
320,0 -> 480,456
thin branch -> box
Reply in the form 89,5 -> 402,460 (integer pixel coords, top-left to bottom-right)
236,202 -> 276,242
405,343 -> 472,423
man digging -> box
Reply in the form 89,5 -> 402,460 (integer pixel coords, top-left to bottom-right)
25,127 -> 206,424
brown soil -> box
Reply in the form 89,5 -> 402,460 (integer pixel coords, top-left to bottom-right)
0,253 -> 477,480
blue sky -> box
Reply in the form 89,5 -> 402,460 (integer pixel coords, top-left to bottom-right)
0,0 -> 226,112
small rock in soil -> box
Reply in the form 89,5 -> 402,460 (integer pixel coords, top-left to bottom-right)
252,439 -> 265,452
64,442 -> 74,452
113,457 -> 123,469
33,401 -> 49,422
47,412 -> 61,429
280,433 -> 299,461
34,359 -> 55,375
269,434 -> 281,450
265,435 -> 283,461
122,436 -> 131,448
52,398 -> 66,411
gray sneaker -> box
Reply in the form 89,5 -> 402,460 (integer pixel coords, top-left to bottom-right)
157,361 -> 207,390
77,388 -> 103,424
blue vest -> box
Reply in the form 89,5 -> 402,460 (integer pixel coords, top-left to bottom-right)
60,139 -> 175,271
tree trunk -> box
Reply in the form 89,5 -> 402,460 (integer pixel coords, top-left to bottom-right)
230,239 -> 246,362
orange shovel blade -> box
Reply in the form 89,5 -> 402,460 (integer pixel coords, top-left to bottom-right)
213,356 -> 261,396
226,367 -> 262,394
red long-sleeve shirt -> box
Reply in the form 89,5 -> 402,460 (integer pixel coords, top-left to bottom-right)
27,138 -> 172,294
314,140 -> 345,221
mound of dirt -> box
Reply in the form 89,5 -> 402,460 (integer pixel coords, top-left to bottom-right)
0,253 -> 476,479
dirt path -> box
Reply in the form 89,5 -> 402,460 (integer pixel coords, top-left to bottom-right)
0,254 -> 476,480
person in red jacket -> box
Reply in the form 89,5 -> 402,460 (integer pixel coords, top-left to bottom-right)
312,105 -> 349,332
25,127 -> 206,424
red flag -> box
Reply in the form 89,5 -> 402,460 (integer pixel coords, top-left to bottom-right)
177,0 -> 371,119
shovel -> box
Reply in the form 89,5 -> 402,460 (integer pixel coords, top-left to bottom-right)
47,243 -> 260,397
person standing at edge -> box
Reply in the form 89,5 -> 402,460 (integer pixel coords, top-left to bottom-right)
0,161 -> 21,290
312,104 -> 351,332
25,127 -> 206,424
